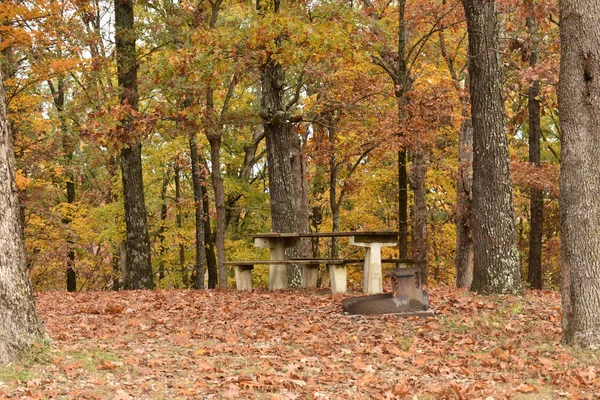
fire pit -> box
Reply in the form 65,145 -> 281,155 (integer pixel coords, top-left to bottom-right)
341,267 -> 434,317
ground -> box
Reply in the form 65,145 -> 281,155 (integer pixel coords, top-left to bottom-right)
0,287 -> 598,399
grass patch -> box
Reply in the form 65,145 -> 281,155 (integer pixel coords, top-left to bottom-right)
441,317 -> 470,334
61,348 -> 122,371
0,365 -> 33,383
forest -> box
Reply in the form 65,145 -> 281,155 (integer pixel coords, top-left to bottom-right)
2,0 -> 560,290
1,0 -> 600,396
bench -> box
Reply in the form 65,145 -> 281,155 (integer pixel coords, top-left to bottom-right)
223,259 -> 347,292
224,258 -> 425,293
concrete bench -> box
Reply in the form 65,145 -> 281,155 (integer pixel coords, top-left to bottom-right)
224,258 -> 426,293
223,259 -> 346,292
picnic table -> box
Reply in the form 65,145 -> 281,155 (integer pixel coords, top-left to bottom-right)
251,231 -> 398,294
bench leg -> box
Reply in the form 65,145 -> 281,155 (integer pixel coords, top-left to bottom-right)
235,266 -> 253,291
328,264 -> 347,294
301,264 -> 319,288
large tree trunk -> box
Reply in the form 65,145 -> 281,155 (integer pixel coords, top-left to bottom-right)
259,0 -> 300,287
455,119 -> 474,288
462,0 -> 522,294
0,67 -> 46,365
411,149 -> 428,284
291,130 -> 311,259
189,133 -> 206,289
115,0 -> 153,290
526,10 -> 544,290
397,0 -> 409,259
559,0 -> 600,348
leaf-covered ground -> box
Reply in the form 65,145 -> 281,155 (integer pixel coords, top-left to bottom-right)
0,287 -> 598,399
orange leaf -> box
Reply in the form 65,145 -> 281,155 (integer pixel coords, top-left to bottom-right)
516,384 -> 537,393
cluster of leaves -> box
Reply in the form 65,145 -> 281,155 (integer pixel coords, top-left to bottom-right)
0,287 -> 598,399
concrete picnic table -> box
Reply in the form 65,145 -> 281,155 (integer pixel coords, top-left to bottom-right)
253,231 -> 398,294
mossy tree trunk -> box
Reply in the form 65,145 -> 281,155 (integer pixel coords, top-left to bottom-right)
115,0 -> 153,290
461,0 -> 522,294
0,65 -> 46,365
559,0 -> 600,348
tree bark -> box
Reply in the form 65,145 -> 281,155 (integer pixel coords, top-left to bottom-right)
202,1 -> 228,289
328,123 -> 340,259
48,76 -> 77,292
462,0 -> 522,294
398,149 -> 408,258
189,133 -> 206,289
397,0 -> 409,259
411,149 -> 428,284
559,0 -> 600,348
526,10 -> 544,290
207,134 -> 227,288
0,66 -> 46,365
258,0 -> 300,287
115,0 -> 153,290
174,164 -> 187,287
455,119 -> 474,288
201,172 -> 218,289
439,27 -> 474,289
291,130 -> 311,259
157,171 -> 169,282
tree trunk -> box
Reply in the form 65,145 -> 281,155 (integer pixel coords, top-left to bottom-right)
398,149 -> 408,258
559,0 -> 600,348
115,0 -> 153,290
207,134 -> 227,288
189,133 -> 206,289
119,241 -> 127,288
455,119 -> 474,288
112,247 -> 120,290
526,10 -> 544,290
439,24 -> 474,288
202,1 -> 228,289
201,175 -> 218,289
291,130 -> 311,259
397,0 -> 409,259
462,0 -> 522,294
259,1 -> 300,286
411,149 -> 428,284
174,164 -> 187,287
157,172 -> 169,282
48,75 -> 78,292
328,124 -> 340,258
0,67 -> 46,364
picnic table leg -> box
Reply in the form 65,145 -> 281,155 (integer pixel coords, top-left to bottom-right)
364,244 -> 383,294
255,237 -> 299,290
350,237 -> 394,295
269,243 -> 288,290
363,248 -> 371,293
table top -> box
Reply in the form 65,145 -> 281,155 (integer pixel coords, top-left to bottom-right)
253,231 -> 399,239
